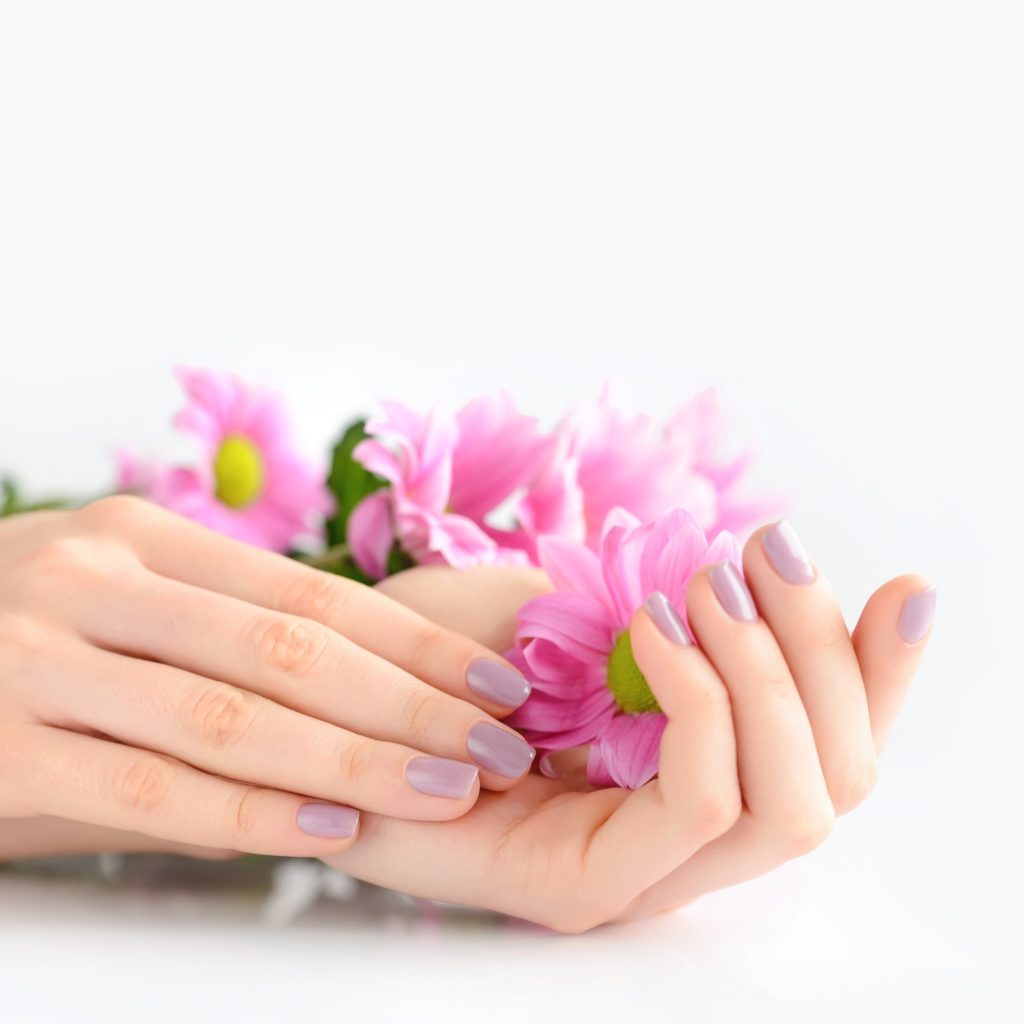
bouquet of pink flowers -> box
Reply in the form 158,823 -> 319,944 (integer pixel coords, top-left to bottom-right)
3,367 -> 779,793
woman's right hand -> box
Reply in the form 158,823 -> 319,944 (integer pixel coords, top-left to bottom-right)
0,496 -> 536,858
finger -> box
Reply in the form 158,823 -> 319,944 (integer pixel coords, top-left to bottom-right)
743,521 -> 878,814
16,725 -> 364,856
73,569 -> 535,789
581,595 -> 740,895
0,816 -> 238,861
81,497 -> 533,716
686,560 -> 834,839
852,574 -> 936,752
26,641 -> 483,820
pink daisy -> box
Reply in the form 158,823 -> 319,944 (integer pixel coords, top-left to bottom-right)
123,367 -> 332,552
515,388 -> 779,555
507,506 -> 742,790
348,394 -> 549,579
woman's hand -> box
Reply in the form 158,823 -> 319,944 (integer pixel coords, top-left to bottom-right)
323,526 -> 933,932
0,496 -> 536,859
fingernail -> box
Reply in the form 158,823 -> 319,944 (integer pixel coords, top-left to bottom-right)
898,585 -> 937,644
709,561 -> 757,622
538,753 -> 559,779
643,591 -> 692,646
467,722 -> 536,778
405,756 -> 479,799
296,802 -> 360,839
466,659 -> 531,709
762,520 -> 816,585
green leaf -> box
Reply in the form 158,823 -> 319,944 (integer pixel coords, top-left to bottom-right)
323,419 -> 390,547
0,476 -> 74,517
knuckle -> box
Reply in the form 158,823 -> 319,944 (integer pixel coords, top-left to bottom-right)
19,537 -> 102,583
0,614 -> 45,668
225,786 -> 262,841
184,683 -> 259,752
336,737 -> 378,787
690,788 -> 742,843
546,906 -> 608,934
78,494 -> 151,533
832,757 -> 879,815
397,688 -> 448,745
403,620 -> 447,675
111,756 -> 176,817
680,679 -> 732,717
281,572 -> 349,625
783,807 -> 835,858
250,615 -> 330,680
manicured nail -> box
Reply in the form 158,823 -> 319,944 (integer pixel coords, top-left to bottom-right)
405,756 -> 479,798
466,658 -> 531,709
762,520 -> 816,585
643,591 -> 692,646
467,722 -> 536,778
709,561 -> 757,622
296,802 -> 360,839
898,585 -> 936,644
538,753 -> 559,779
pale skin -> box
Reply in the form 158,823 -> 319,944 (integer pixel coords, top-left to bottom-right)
0,498 -> 932,932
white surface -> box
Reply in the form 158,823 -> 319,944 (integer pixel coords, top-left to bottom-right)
1,2 -> 1021,1021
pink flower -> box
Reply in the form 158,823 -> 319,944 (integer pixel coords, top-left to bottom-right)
506,506 -> 742,790
122,367 -> 331,552
349,394 -> 549,578
516,388 -> 778,554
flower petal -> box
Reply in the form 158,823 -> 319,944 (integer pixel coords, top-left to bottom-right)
588,713 -> 667,790
348,491 -> 394,580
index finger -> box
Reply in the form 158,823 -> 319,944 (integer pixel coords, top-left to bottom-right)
82,497 -> 532,716
580,595 -> 741,898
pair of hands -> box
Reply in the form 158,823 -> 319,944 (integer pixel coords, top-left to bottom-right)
0,497 -> 932,932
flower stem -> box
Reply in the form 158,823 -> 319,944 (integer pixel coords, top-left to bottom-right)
295,542 -> 351,571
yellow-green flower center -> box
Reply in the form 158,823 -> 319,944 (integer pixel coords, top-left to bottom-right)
606,630 -> 662,713
214,435 -> 265,508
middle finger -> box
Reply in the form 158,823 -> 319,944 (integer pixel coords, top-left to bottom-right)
72,569 -> 536,787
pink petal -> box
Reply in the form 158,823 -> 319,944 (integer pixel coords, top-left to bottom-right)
450,393 -> 548,520
353,439 -> 404,487
537,535 -> 606,598
588,713 -> 667,790
348,491 -> 394,580
510,688 -> 617,750
516,592 -> 616,659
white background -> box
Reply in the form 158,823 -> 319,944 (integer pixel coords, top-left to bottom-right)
1,2 -> 1021,1021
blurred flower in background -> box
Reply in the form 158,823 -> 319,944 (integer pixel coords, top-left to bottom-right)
118,367 -> 332,552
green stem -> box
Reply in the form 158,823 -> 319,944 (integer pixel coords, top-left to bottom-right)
296,542 -> 351,571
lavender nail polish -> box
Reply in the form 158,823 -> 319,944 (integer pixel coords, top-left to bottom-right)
467,722 -> 536,778
466,659 -> 531,709
643,591 -> 692,646
405,756 -> 479,798
296,802 -> 360,839
762,520 -> 816,585
709,561 -> 757,622
898,586 -> 937,644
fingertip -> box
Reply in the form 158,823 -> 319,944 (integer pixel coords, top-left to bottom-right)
857,574 -> 937,647
898,583 -> 937,646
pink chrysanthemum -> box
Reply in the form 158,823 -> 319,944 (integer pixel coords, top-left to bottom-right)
348,394 -> 549,578
515,388 -> 779,555
507,506 -> 742,790
122,367 -> 331,552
